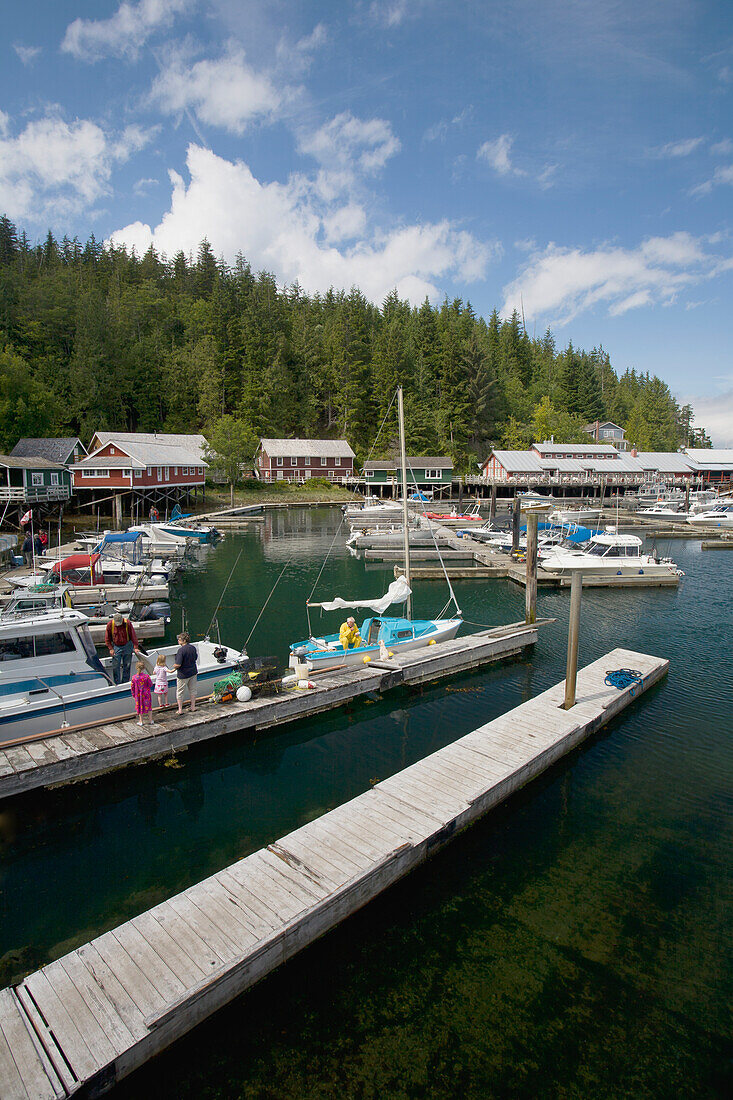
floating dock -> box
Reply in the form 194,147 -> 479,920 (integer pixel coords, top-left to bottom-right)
0,646 -> 668,1099
0,621 -> 543,801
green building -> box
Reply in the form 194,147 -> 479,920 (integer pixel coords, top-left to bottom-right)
362,456 -> 453,497
0,455 -> 72,510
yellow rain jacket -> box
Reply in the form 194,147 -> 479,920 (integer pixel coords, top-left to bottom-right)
339,621 -> 362,649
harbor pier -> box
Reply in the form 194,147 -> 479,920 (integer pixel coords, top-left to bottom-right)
0,646 -> 668,1099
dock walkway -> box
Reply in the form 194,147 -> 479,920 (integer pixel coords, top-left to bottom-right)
0,622 -> 541,801
0,646 -> 667,1099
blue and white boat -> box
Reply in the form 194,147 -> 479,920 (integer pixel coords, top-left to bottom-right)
290,611 -> 461,673
157,521 -> 221,543
0,609 -> 244,746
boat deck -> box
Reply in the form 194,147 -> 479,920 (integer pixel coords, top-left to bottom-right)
0,646 -> 668,1099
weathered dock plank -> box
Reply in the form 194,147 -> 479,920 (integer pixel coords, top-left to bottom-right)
2,647 -> 668,1098
0,623 -> 540,801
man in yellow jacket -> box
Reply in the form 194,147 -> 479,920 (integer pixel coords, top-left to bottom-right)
339,616 -> 362,649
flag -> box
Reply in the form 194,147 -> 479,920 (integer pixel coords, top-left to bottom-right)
20,509 -> 32,525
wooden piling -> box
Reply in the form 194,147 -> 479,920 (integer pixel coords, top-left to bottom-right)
525,512 -> 538,624
563,571 -> 582,709
512,496 -> 520,553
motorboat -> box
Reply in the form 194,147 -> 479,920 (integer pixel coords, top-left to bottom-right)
636,502 -> 689,522
547,507 -> 601,525
0,584 -> 171,628
290,611 -> 461,674
75,531 -> 178,580
424,502 -> 484,526
343,497 -> 406,522
687,503 -> 733,528
0,609 -> 244,745
8,553 -> 169,592
127,524 -> 192,555
540,527 -> 681,577
157,520 -> 221,543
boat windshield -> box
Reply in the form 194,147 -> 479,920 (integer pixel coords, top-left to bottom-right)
0,630 -> 77,661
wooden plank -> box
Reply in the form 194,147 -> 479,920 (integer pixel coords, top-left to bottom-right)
56,952 -> 136,1057
22,969 -> 103,1081
76,942 -> 150,1044
86,931 -> 165,1022
185,880 -> 264,950
164,894 -> 241,964
130,910 -> 208,989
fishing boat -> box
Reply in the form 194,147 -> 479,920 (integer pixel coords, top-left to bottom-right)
292,386 -> 462,673
540,527 -> 681,577
0,609 -> 244,745
687,503 -> 733,528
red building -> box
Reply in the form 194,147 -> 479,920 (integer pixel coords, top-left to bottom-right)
256,438 -> 355,483
72,432 -> 209,517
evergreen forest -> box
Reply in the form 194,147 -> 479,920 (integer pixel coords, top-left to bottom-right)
0,215 -> 708,470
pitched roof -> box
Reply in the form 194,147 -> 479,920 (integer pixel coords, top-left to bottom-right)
92,432 -> 208,464
260,438 -> 355,458
683,449 -> 733,469
10,437 -> 85,464
0,454 -> 67,470
532,443 -> 619,456
82,436 -> 208,468
582,421 -> 624,432
73,455 -> 146,470
363,456 -> 452,471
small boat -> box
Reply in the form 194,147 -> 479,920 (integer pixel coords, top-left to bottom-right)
425,502 -> 484,525
0,609 -> 244,745
540,527 -> 681,577
548,507 -> 601,525
637,502 -> 689,522
290,577 -> 461,673
343,497 -> 406,522
8,552 -> 169,591
687,503 -> 733,528
157,521 -> 221,543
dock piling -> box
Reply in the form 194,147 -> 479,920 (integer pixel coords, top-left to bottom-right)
563,570 -> 582,708
525,512 -> 538,624
512,496 -> 520,553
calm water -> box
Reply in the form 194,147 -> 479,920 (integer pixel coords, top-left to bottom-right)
1,508 -> 731,1098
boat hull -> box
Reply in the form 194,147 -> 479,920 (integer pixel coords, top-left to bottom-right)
0,643 -> 244,747
290,619 -> 462,674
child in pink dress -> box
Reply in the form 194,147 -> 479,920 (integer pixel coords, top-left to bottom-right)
130,661 -> 156,727
153,653 -> 169,709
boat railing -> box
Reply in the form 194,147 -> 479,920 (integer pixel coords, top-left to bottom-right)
30,676 -> 70,728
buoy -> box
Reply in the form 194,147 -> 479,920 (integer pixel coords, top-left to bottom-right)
297,679 -> 315,690
428,639 -> 436,645
363,655 -> 371,663
236,685 -> 252,702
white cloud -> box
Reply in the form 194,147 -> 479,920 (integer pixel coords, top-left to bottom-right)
109,144 -> 496,304
62,0 -> 191,62
679,391 -> 733,447
369,1 -> 425,28
710,139 -> 733,155
299,112 -> 401,179
477,133 -> 519,176
653,136 -> 704,158
149,47 -> 283,134
13,44 -> 41,65
0,114 -> 155,220
691,164 -> 733,196
502,233 -> 731,325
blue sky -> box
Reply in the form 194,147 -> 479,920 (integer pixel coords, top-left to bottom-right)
2,0 -> 732,441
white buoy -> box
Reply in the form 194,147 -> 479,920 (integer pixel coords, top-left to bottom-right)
236,685 -> 252,702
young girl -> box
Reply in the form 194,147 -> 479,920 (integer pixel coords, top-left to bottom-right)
130,661 -> 155,727
153,653 -> 169,710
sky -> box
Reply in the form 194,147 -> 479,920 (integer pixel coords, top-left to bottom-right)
2,0 -> 732,443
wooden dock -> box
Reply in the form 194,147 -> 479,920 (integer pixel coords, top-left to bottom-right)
0,646 -> 668,1099
0,622 -> 543,801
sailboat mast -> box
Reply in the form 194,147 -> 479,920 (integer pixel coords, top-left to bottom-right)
397,385 -> 412,619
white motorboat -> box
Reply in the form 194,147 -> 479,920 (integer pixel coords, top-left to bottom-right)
636,502 -> 689,522
343,498 -> 407,522
687,503 -> 733,528
0,609 -> 244,746
540,527 -> 681,577
547,507 -> 601,525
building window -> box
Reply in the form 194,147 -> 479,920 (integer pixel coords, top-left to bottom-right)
173,466 -> 178,475
321,457 -> 327,466
50,472 -> 60,486
424,469 -> 442,480
82,469 -> 108,478
157,467 -> 162,480
291,457 -> 298,466
110,447 -> 115,455
198,467 -> 204,475
277,457 -> 284,466
304,456 -> 310,466
31,473 -> 44,486
164,467 -> 169,480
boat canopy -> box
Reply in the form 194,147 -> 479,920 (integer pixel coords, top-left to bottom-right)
314,576 -> 412,615
97,532 -> 142,545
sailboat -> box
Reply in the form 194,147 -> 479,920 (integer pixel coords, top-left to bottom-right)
289,387 -> 463,673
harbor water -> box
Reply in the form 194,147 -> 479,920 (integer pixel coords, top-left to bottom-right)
0,507 -> 731,1097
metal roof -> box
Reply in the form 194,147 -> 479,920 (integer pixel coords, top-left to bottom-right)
73,456 -> 145,470
488,451 -> 546,473
363,456 -> 452,470
0,454 -> 67,470
684,449 -> 733,469
633,452 -> 693,473
532,443 -> 618,456
93,432 -> 208,462
82,440 -> 207,468
260,438 -> 356,459
10,438 -> 85,464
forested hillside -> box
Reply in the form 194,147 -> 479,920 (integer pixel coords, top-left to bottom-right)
0,215 -> 706,469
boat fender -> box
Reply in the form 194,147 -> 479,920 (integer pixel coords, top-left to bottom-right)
428,639 -> 436,645
236,685 -> 252,702
297,679 -> 315,690
363,655 -> 371,663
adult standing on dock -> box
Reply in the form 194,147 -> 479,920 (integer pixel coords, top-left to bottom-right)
174,631 -> 198,714
105,611 -> 141,684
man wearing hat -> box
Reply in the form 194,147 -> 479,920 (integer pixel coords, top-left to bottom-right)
339,616 -> 362,650
105,611 -> 141,684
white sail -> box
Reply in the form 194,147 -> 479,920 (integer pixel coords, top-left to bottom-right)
318,576 -> 412,615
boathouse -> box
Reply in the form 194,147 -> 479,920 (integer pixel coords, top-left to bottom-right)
256,438 -> 355,483
684,449 -> 733,485
362,456 -> 453,496
72,432 -> 209,519
0,455 -> 72,524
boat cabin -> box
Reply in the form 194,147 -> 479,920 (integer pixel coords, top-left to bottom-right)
583,532 -> 643,557
49,553 -> 105,586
